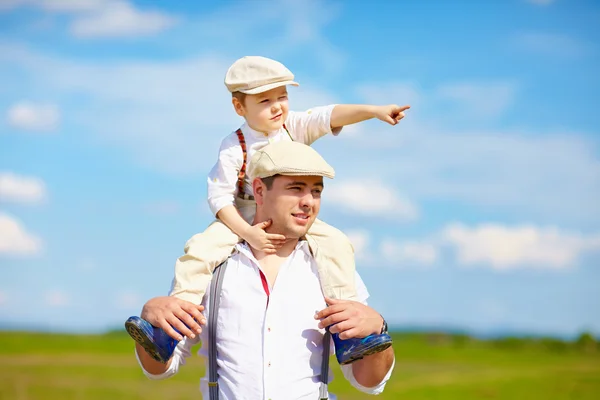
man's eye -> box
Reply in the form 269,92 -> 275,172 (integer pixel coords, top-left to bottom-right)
289,187 -> 301,191
312,189 -> 322,195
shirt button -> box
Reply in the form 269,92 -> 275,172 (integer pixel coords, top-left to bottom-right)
268,361 -> 271,367
267,327 -> 271,332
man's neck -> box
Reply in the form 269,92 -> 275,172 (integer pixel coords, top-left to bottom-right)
250,238 -> 299,289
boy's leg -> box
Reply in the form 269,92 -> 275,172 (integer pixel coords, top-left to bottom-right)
169,220 -> 241,303
305,218 -> 358,301
126,220 -> 240,363
305,218 -> 392,365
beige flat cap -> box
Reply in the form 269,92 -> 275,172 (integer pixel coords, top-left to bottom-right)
224,56 -> 299,94
248,141 -> 335,180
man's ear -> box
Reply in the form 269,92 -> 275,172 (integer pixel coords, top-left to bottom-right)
232,97 -> 245,117
252,178 -> 265,205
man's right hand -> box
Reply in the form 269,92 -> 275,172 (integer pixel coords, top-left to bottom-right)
242,219 -> 287,254
140,296 -> 206,341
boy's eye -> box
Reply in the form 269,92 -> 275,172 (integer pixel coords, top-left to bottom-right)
260,99 -> 269,104
278,96 -> 287,100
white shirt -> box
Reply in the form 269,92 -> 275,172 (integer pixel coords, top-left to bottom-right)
207,105 -> 342,216
137,241 -> 394,399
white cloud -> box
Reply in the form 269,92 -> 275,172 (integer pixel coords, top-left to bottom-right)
516,32 -> 589,58
70,1 -> 178,38
45,290 -> 69,307
6,102 -> 60,131
381,239 -> 438,266
142,201 -> 180,216
0,212 -> 42,256
435,82 -> 517,119
115,291 -> 141,309
330,81 -> 600,224
0,0 -> 178,38
526,0 -> 555,5
0,172 -> 47,204
326,180 -> 418,220
0,290 -> 7,306
345,229 -> 370,261
442,223 -> 600,270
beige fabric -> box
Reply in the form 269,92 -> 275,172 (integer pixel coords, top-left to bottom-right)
247,141 -> 335,180
169,215 -> 357,304
224,56 -> 299,94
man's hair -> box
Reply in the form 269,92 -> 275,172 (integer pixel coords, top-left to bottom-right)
260,174 -> 280,190
232,91 -> 247,105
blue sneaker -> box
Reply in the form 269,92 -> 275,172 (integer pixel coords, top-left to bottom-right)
125,316 -> 178,364
331,331 -> 393,365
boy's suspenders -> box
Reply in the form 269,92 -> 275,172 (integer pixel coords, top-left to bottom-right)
207,259 -> 332,400
234,125 -> 294,201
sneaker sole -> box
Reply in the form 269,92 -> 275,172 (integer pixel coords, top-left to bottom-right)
125,319 -> 167,364
339,339 -> 393,365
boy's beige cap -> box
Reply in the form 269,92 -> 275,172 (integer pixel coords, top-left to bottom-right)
248,141 -> 335,180
225,56 -> 299,94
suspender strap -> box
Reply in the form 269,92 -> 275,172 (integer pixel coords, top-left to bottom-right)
234,125 -> 294,201
319,331 -> 331,399
234,128 -> 251,200
208,260 -> 228,400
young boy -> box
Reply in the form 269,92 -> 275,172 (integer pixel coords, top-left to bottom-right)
126,56 -> 409,366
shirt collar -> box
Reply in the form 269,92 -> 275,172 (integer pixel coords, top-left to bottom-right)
241,121 -> 283,139
235,239 -> 310,261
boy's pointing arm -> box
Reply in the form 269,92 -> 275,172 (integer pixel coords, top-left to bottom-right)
330,104 -> 410,129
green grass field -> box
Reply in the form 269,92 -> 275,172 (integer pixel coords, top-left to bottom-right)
1,331 -> 598,399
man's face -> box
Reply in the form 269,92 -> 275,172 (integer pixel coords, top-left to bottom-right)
257,175 -> 323,239
234,86 -> 289,133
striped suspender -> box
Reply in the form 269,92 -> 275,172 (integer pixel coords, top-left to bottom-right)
234,124 -> 293,201
208,261 -> 228,400
234,128 -> 249,200
207,257 -> 331,400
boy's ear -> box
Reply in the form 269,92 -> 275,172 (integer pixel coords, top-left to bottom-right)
232,97 -> 245,117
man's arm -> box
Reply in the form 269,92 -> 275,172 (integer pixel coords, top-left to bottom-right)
330,104 -> 410,129
316,296 -> 394,389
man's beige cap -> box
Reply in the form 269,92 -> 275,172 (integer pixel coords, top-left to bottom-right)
248,141 -> 335,180
224,56 -> 300,94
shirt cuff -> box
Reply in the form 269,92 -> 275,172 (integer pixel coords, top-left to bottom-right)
135,343 -> 185,380
325,104 -> 343,136
340,355 -> 395,395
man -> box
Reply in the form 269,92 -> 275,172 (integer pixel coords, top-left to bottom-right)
135,141 -> 395,398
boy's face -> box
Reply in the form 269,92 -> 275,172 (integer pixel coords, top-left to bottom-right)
233,86 -> 289,133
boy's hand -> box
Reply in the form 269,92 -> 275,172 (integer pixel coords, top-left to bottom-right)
243,219 -> 287,254
374,104 -> 410,126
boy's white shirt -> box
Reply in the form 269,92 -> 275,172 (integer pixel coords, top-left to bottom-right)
136,240 -> 394,399
207,104 -> 342,217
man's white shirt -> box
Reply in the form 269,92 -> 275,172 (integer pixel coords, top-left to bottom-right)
136,241 -> 394,399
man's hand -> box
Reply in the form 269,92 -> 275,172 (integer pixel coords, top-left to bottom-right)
242,219 -> 287,254
141,296 -> 206,341
315,297 -> 384,340
373,104 -> 410,126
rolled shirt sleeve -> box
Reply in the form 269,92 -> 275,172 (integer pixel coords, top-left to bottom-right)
135,334 -> 199,380
285,104 -> 343,145
338,271 -> 395,394
207,133 -> 244,216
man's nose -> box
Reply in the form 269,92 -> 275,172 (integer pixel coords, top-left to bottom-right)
299,192 -> 315,208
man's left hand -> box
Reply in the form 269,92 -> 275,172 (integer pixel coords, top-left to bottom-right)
315,297 -> 384,340
373,104 -> 410,126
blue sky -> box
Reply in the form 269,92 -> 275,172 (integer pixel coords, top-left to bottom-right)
1,0 -> 599,338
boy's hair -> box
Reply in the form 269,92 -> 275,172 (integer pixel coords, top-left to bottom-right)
232,91 -> 247,105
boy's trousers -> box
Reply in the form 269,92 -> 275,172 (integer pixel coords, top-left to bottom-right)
169,200 -> 357,304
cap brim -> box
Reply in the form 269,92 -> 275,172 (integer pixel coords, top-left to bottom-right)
240,80 -> 299,95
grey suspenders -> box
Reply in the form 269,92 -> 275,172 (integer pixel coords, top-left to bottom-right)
207,260 -> 332,400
